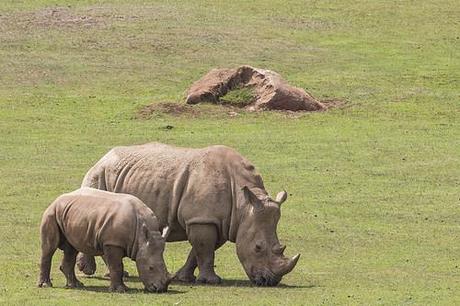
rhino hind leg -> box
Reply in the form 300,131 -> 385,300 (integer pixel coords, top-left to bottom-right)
76,253 -> 97,275
187,224 -> 222,284
173,248 -> 197,283
60,242 -> 84,288
38,213 -> 60,288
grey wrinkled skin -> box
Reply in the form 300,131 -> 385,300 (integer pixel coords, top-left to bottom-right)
38,188 -> 171,293
77,143 -> 300,286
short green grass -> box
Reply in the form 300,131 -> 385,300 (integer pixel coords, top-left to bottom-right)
0,0 -> 459,305
221,87 -> 256,107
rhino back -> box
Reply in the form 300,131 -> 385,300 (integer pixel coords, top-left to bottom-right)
54,189 -> 139,257
83,143 -> 267,243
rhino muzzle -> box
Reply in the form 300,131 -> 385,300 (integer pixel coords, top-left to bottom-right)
250,254 -> 300,287
145,283 -> 168,293
252,273 -> 282,287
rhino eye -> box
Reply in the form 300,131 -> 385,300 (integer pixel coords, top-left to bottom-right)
255,243 -> 263,252
149,267 -> 154,271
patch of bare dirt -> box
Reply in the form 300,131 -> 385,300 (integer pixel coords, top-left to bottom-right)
136,102 -> 242,119
137,102 -> 198,119
136,99 -> 347,120
5,8 -> 103,29
0,6 -> 142,30
321,99 -> 347,109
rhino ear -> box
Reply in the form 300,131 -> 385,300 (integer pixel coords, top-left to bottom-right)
242,186 -> 264,211
141,223 -> 150,243
275,190 -> 288,205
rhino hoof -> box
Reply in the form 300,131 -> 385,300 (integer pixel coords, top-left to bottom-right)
37,281 -> 53,288
173,272 -> 196,283
197,274 -> 222,285
104,270 -> 129,278
66,280 -> 84,289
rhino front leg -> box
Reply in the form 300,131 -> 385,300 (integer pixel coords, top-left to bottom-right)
103,245 -> 129,293
101,255 -> 130,278
173,248 -> 197,283
188,224 -> 222,284
60,242 -> 84,288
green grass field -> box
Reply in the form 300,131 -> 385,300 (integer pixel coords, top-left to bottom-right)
0,0 -> 459,305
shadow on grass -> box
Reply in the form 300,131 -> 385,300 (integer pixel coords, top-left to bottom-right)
170,278 -> 316,289
85,275 -> 143,283
69,286 -> 185,295
83,275 -> 315,289
219,279 -> 317,289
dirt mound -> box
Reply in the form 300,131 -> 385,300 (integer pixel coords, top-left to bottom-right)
185,66 -> 327,112
136,102 -> 198,119
136,102 -> 242,119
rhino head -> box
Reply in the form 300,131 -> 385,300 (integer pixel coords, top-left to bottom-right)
236,187 -> 300,286
135,224 -> 172,293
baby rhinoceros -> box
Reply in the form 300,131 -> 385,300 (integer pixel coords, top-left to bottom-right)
37,187 -> 171,293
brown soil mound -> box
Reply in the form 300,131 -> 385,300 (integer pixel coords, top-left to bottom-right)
136,102 -> 241,119
136,102 -> 198,119
185,66 -> 327,112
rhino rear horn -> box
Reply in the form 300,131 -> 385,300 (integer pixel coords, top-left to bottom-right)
275,190 -> 288,205
273,244 -> 286,255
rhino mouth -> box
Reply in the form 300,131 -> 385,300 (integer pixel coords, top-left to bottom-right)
145,283 -> 168,293
250,268 -> 281,287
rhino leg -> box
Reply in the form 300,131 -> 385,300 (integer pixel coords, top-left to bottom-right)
188,224 -> 222,284
60,241 -> 84,288
173,248 -> 197,283
101,255 -> 130,278
38,213 -> 60,288
104,245 -> 129,293
76,253 -> 97,275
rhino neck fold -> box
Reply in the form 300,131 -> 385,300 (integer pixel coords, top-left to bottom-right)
228,177 -> 241,243
128,214 -> 140,260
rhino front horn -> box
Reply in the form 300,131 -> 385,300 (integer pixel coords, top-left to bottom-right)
278,254 -> 300,276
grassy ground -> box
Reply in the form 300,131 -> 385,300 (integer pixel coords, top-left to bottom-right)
0,0 -> 459,305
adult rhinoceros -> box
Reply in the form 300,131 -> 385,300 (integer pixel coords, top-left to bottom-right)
77,143 -> 300,286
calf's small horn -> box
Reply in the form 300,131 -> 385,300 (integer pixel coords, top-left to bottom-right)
161,226 -> 170,239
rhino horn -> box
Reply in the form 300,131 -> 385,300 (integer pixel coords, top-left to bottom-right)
275,190 -> 288,205
275,254 -> 300,276
273,244 -> 286,255
161,226 -> 170,239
